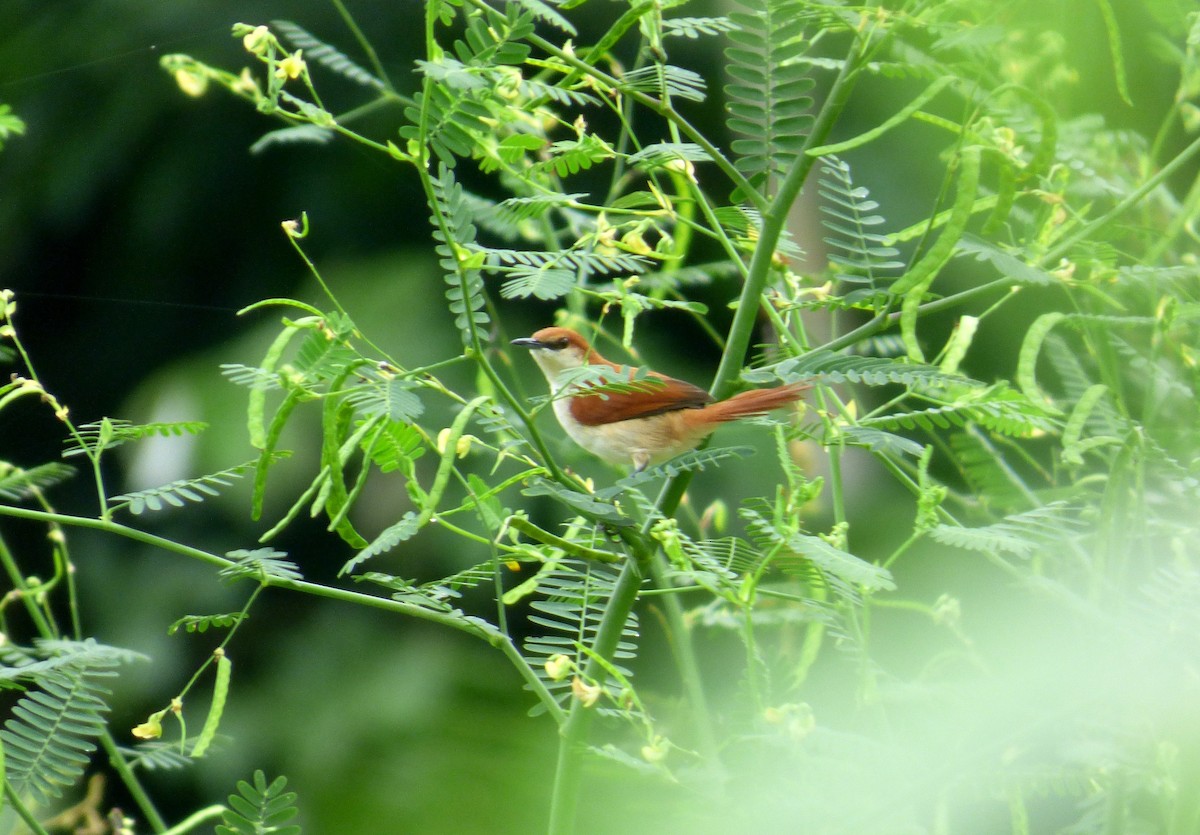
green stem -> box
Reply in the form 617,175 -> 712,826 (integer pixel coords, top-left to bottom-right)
1042,132 -> 1200,265
101,731 -> 169,832
646,553 -> 718,760
710,39 -> 861,400
0,504 -> 567,724
3,782 -> 51,835
547,550 -> 648,835
161,805 -> 229,835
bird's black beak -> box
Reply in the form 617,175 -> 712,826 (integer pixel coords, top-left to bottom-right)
510,337 -> 543,349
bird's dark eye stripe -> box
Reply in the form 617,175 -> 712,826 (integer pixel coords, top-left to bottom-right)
549,337 -> 571,350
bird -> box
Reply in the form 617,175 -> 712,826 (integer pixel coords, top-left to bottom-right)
512,326 -> 808,471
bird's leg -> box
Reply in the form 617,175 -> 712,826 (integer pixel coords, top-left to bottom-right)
632,450 -> 651,473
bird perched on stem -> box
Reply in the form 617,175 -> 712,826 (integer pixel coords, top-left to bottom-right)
512,326 -> 808,471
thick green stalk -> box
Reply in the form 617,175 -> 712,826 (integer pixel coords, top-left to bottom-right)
710,45 -> 861,399
547,550 -> 648,835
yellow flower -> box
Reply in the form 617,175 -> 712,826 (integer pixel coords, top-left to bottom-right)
571,676 -> 602,707
275,50 -> 305,81
131,709 -> 167,740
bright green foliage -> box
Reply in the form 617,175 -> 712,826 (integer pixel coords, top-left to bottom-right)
216,770 -> 301,835
1,1 -> 1199,833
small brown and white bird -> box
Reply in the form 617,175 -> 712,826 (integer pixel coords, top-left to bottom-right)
512,326 -> 807,471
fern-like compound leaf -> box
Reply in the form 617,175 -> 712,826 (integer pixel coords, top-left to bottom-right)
819,156 -> 902,303
430,165 -> 490,346
216,770 -> 301,835
523,558 -> 640,714
272,19 -> 384,88
2,659 -> 118,806
63,419 -> 209,459
930,502 -> 1083,558
221,548 -> 303,583
0,461 -> 74,500
111,457 -> 280,516
725,0 -> 813,196
746,350 -> 975,389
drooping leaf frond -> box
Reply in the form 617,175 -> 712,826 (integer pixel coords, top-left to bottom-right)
1,653 -> 119,806
930,502 -> 1084,558
342,511 -> 422,575
343,376 -> 426,423
620,65 -> 708,102
664,16 -> 737,39
111,456 -> 283,516
747,350 -> 974,388
0,461 -> 74,500
835,426 -> 926,459
216,770 -> 301,835
862,386 -> 1061,438
430,164 -> 490,346
955,235 -> 1056,286
484,247 -> 648,278
63,419 -> 209,459
725,0 -> 813,195
510,0 -> 575,34
626,142 -> 713,171
250,124 -> 335,155
818,156 -> 902,302
599,446 -> 755,496
481,192 -> 588,235
221,548 -> 302,583
521,479 -> 630,526
167,612 -> 246,635
272,19 -> 384,88
120,741 -> 193,772
529,133 -> 616,177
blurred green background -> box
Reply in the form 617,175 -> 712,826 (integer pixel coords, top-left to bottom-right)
1,1 -> 1195,833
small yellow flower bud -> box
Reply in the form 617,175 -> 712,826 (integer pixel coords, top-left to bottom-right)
454,434 -> 475,459
544,654 -> 572,681
232,67 -> 259,96
641,736 -> 669,764
242,25 -> 271,55
173,67 -> 208,97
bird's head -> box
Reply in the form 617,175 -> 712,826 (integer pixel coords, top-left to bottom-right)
511,327 -> 597,378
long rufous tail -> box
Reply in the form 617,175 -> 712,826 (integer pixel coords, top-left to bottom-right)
695,383 -> 809,423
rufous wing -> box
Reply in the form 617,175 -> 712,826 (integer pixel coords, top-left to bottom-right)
568,370 -> 713,426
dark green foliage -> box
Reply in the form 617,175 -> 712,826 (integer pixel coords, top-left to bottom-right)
724,0 -> 813,195
0,462 -> 73,500
1,647 -> 121,807
818,156 -> 902,304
